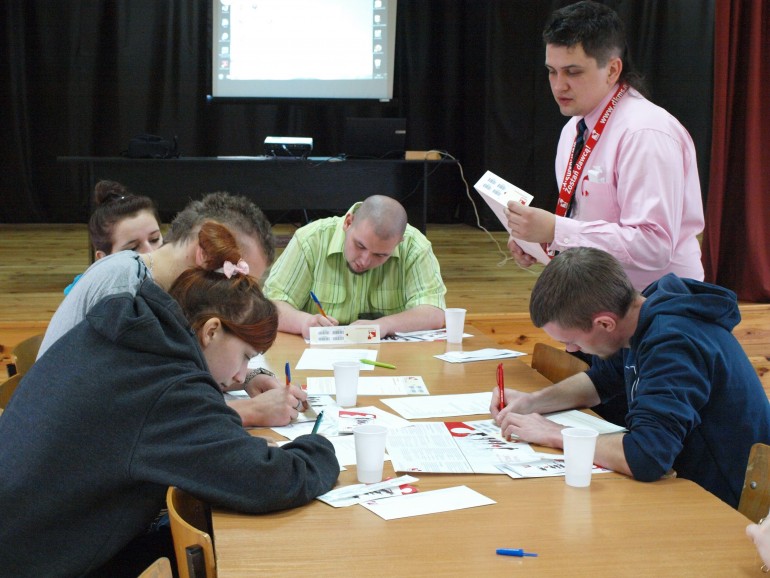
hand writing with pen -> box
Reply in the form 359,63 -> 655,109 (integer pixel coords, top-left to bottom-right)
490,387 -> 565,448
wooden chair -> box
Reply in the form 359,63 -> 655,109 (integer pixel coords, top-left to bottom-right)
137,557 -> 173,578
530,342 -> 590,384
166,486 -> 216,578
0,373 -> 22,409
739,442 -> 770,523
11,333 -> 44,376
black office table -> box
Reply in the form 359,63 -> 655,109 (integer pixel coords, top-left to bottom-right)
58,156 -> 456,232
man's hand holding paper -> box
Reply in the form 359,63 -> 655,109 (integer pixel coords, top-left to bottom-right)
473,170 -> 551,266
504,202 -> 556,244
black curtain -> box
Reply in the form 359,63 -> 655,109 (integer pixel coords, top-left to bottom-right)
0,0 -> 713,225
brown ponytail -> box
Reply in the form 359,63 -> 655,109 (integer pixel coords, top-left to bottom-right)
169,221 -> 278,354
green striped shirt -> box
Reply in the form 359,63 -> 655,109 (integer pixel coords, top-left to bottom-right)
264,207 -> 446,324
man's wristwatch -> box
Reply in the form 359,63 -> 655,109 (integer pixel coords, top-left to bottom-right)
245,367 -> 276,385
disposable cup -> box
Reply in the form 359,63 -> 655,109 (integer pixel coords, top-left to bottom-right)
353,424 -> 388,483
445,308 -> 467,344
333,361 -> 360,407
562,427 -> 599,487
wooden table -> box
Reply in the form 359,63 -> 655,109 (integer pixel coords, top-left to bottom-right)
212,329 -> 760,577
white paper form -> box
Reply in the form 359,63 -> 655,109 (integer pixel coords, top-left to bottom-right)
247,353 -> 274,371
386,421 -> 537,474
499,459 -> 612,479
385,329 -> 473,342
464,413 -> 626,438
360,485 -> 495,520
317,475 -> 420,508
295,348 -> 377,370
272,404 -> 410,440
473,170 -> 551,265
545,409 -> 627,434
278,433 -> 387,471
305,375 -> 429,396
434,348 -> 525,363
382,391 -> 492,419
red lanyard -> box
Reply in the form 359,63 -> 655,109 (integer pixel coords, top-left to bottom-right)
554,83 -> 628,217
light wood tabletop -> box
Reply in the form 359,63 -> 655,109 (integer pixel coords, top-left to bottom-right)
212,329 -> 760,577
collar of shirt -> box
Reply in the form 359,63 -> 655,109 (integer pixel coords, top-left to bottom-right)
580,83 -> 640,133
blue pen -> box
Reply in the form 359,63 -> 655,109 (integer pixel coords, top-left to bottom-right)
309,291 -> 328,318
284,361 -> 291,387
496,548 -> 538,557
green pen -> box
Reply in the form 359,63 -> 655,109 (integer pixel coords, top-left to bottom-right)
311,410 -> 324,434
360,358 -> 396,370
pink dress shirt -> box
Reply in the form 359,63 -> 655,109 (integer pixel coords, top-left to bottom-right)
550,86 -> 705,291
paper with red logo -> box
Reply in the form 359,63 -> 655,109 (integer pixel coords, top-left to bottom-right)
474,170 -> 550,265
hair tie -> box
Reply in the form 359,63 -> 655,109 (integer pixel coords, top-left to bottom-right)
217,259 -> 249,278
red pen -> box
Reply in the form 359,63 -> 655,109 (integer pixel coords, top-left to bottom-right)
497,363 -> 506,411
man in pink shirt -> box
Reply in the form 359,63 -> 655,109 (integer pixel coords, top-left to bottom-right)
505,1 -> 704,291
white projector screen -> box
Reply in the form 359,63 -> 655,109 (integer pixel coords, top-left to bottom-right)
211,0 -> 398,100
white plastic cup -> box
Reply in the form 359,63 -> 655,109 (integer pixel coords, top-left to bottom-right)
333,361 -> 360,407
444,308 -> 467,344
562,427 -> 599,487
353,424 -> 388,483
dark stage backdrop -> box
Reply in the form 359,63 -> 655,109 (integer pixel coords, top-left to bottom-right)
1,0 -> 713,227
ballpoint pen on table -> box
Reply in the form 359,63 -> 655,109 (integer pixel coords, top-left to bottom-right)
496,548 -> 537,557
311,410 -> 324,434
309,291 -> 328,318
360,358 -> 396,370
497,363 -> 506,411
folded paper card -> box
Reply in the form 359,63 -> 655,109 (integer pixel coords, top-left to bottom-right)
474,170 -> 550,265
309,324 -> 381,345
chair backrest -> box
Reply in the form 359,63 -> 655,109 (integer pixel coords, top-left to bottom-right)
0,374 -> 22,409
137,557 -> 173,578
739,442 -> 770,523
530,342 -> 590,384
166,486 -> 217,578
12,333 -> 44,376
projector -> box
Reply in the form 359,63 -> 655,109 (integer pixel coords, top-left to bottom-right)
264,136 -> 313,156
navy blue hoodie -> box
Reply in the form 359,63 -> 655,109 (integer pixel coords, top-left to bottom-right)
0,281 -> 339,577
588,274 -> 770,507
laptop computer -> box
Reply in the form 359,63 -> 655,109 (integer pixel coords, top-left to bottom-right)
343,117 -> 407,159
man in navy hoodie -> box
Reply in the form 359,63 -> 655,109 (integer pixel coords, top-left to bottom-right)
490,247 -> 770,507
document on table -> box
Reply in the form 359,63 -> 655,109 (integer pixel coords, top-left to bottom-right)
386,421 -> 538,474
467,413 -> 626,438
327,435 -> 393,469
305,375 -> 429,396
498,459 -> 612,479
272,405 -> 411,441
360,486 -> 495,520
473,170 -> 550,265
295,348 -> 377,370
382,391 -> 492,419
544,409 -> 627,434
317,475 -> 420,508
434,348 -> 525,363
384,329 -> 473,342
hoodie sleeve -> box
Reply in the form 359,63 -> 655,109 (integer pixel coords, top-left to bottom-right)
621,322 -> 710,482
129,375 -> 339,514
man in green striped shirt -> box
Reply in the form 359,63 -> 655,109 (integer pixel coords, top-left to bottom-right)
264,196 -> 446,339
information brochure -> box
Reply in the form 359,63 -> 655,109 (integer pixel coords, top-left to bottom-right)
474,170 -> 550,264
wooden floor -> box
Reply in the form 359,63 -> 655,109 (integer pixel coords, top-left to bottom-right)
1,223 -> 768,389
